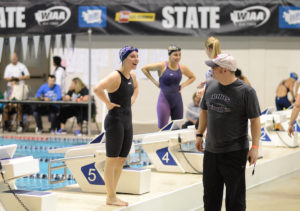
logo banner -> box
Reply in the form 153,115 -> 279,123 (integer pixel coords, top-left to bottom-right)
0,1 -> 298,36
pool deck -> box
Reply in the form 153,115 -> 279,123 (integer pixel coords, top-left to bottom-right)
51,170 -> 201,211
50,146 -> 300,211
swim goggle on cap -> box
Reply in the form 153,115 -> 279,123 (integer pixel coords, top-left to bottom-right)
168,44 -> 181,56
119,46 -> 138,62
290,72 -> 298,81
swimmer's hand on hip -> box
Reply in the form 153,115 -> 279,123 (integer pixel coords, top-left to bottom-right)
106,102 -> 121,110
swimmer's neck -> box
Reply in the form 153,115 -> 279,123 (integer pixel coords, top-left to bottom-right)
119,67 -> 131,78
168,60 -> 179,69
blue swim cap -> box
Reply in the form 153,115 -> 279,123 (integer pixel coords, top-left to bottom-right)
119,46 -> 138,62
290,72 -> 298,81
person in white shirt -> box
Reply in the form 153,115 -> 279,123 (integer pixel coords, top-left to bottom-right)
53,56 -> 66,95
4,53 -> 30,92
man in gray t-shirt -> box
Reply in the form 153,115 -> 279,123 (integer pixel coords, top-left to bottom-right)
195,54 -> 261,211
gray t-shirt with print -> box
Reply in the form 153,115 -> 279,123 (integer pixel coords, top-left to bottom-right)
201,78 -> 261,153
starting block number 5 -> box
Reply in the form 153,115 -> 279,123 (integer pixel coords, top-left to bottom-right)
88,168 -> 97,182
81,163 -> 105,185
156,147 -> 177,166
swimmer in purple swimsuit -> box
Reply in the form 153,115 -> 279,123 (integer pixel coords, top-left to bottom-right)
142,45 -> 196,128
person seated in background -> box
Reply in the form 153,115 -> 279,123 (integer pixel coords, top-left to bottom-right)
3,78 -> 29,132
0,89 -> 4,114
33,75 -> 61,134
235,68 -> 251,86
275,72 -> 298,111
182,92 -> 202,129
56,77 -> 89,136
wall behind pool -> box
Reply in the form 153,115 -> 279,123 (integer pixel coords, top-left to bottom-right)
52,35 -> 300,125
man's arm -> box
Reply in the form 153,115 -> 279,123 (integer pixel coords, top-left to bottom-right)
4,66 -> 11,81
248,117 -> 261,165
20,64 -> 30,80
36,85 -> 44,99
195,109 -> 207,152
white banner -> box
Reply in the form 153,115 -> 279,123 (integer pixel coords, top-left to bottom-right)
33,35 -> 40,58
9,37 -> 16,56
65,33 -> 72,50
44,35 -> 51,58
21,36 -> 28,59
0,37 -> 3,62
55,34 -> 62,50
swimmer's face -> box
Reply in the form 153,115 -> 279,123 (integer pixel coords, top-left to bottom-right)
123,51 -> 139,70
169,51 -> 181,63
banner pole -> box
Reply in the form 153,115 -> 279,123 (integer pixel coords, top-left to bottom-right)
88,28 -> 92,136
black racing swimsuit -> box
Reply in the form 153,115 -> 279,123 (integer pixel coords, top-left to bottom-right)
104,71 -> 134,157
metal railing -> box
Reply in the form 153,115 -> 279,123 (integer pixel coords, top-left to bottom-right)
48,154 -> 94,184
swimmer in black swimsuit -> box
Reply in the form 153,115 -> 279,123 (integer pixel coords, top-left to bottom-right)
275,72 -> 297,110
94,46 -> 139,206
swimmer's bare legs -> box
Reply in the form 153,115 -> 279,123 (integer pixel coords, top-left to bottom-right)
104,157 -> 128,206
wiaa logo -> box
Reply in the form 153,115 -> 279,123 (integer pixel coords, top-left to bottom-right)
35,6 -> 71,27
283,10 -> 300,25
82,9 -> 102,24
230,6 -> 270,28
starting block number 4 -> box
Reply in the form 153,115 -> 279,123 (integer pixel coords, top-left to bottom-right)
156,147 -> 177,166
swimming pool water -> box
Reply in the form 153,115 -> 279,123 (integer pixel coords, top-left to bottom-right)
1,137 -> 191,191
0,137 -> 153,191
0,137 -> 88,191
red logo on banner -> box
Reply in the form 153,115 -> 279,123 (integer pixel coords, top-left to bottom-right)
118,11 -> 130,23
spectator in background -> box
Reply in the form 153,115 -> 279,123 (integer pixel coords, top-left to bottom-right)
3,78 -> 29,132
275,72 -> 298,111
0,89 -> 4,113
33,75 -> 61,134
235,68 -> 251,86
4,53 -> 30,97
56,78 -> 89,136
182,92 -> 202,129
53,56 -> 66,95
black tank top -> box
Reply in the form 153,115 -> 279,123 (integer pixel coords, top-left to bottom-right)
108,71 -> 134,114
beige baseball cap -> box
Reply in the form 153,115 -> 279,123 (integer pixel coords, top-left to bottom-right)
205,54 -> 237,72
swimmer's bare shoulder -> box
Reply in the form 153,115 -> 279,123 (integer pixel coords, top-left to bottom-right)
101,71 -> 121,93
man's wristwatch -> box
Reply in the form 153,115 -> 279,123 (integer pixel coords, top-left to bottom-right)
196,133 -> 203,138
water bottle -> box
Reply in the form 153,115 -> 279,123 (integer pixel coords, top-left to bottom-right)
4,91 -> 8,100
72,93 -> 77,102
52,93 -> 56,101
